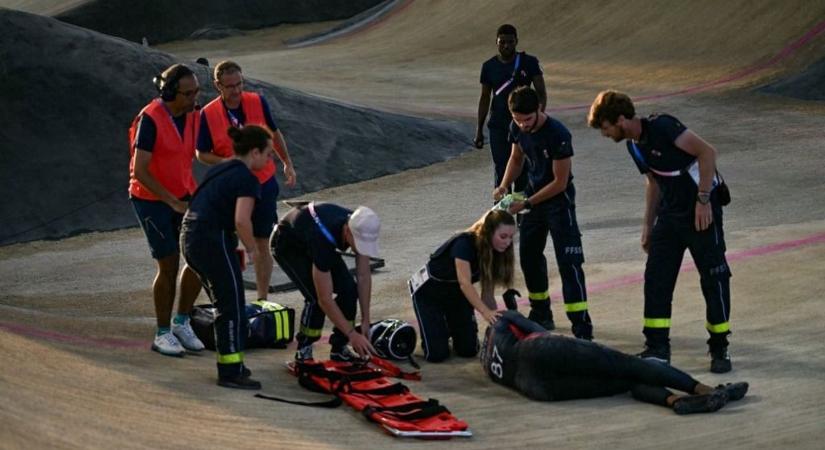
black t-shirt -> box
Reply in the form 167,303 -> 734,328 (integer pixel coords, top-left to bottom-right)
480,52 -> 543,129
282,202 -> 352,272
509,116 -> 575,201
426,232 -> 480,283
185,160 -> 260,230
135,114 -> 187,152
627,114 -> 700,216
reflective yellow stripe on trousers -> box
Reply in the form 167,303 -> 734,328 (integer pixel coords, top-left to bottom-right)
217,352 -> 243,364
644,318 -> 672,328
564,301 -> 588,313
528,291 -> 550,301
706,321 -> 730,333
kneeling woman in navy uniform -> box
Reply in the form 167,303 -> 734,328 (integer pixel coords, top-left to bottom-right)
410,209 -> 516,362
181,125 -> 272,390
481,311 -> 749,414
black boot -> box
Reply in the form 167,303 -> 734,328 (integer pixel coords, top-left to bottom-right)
708,333 -> 732,373
217,375 -> 262,390
709,347 -> 732,373
572,323 -> 593,341
527,303 -> 555,331
637,343 -> 671,364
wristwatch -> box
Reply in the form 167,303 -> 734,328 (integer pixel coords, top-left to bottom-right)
523,199 -> 533,210
697,191 -> 711,205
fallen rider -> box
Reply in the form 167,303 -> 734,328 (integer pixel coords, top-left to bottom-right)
481,311 -> 748,414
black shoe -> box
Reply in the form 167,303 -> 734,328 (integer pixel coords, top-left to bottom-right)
637,345 -> 671,364
716,382 -> 748,401
294,345 -> 314,362
672,389 -> 728,415
710,347 -> 732,373
242,365 -> 251,378
528,308 -> 555,331
572,323 -> 594,341
330,346 -> 362,362
217,375 -> 262,390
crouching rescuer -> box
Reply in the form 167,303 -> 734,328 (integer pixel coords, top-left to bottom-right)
270,202 -> 381,361
410,209 -> 516,362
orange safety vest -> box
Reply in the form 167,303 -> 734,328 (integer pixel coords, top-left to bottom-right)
128,99 -> 198,201
201,92 -> 276,184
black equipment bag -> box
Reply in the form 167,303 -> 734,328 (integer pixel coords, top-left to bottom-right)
190,300 -> 295,351
716,171 -> 731,206
246,300 -> 296,348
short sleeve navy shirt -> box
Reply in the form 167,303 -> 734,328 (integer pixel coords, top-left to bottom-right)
509,116 -> 575,200
427,233 -> 480,283
186,160 -> 260,230
283,202 -> 352,272
480,52 -> 543,129
627,114 -> 699,214
197,95 -> 280,152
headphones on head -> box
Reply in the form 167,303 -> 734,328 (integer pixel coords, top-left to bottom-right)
153,64 -> 192,102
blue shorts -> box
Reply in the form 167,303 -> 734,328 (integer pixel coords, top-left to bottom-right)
131,197 -> 184,259
252,176 -> 280,238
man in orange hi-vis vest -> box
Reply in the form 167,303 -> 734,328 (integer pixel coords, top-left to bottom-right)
128,63 -> 205,357
197,60 -> 296,305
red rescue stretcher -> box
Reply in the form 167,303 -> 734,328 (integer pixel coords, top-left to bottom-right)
283,358 -> 471,439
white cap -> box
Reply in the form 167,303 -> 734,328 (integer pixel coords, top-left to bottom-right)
348,206 -> 380,258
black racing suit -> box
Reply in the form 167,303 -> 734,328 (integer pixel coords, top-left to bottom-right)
480,311 -> 700,404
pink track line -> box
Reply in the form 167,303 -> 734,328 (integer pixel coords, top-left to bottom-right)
1,231 -> 824,349
0,321 -> 146,350
548,17 -> 825,112
546,231 -> 825,302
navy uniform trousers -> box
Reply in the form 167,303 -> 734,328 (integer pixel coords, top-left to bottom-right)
270,223 -> 358,351
181,225 -> 247,378
411,279 -> 479,362
519,189 -> 593,335
643,208 -> 732,351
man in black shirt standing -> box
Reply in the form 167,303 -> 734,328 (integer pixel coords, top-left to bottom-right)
588,91 -> 733,373
494,87 -> 593,340
474,24 -> 547,194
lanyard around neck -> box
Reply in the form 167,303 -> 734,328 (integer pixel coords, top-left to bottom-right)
494,53 -> 522,96
308,202 -> 337,246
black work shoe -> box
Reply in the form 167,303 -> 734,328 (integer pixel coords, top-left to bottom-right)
572,323 -> 594,341
330,346 -> 362,362
294,345 -> 314,362
710,348 -> 732,373
242,365 -> 251,378
672,389 -> 728,415
217,375 -> 262,390
716,382 -> 748,401
637,346 -> 671,364
528,308 -> 556,331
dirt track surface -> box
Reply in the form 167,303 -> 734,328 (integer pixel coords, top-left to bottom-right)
2,1 -> 825,448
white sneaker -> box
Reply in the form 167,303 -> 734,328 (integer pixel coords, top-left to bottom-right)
152,332 -> 185,357
172,320 -> 205,352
